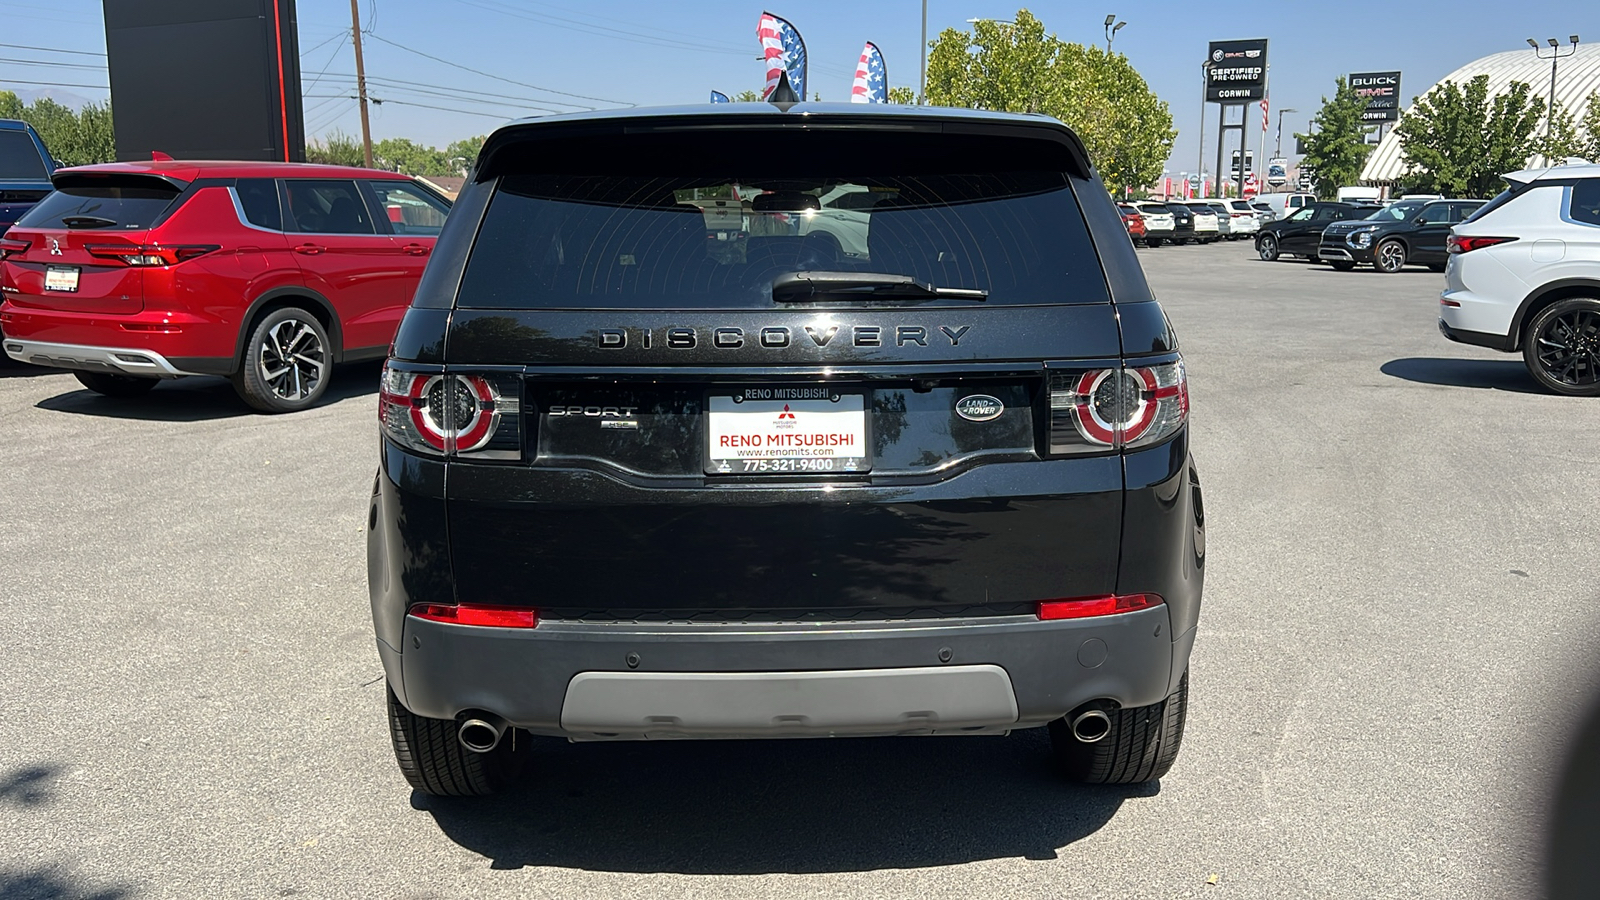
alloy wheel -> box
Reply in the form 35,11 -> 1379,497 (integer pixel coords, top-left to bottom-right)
1534,307 -> 1600,389
1258,235 -> 1278,261
256,318 -> 328,402
1377,241 -> 1406,273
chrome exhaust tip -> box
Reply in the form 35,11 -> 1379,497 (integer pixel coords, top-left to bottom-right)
1069,709 -> 1112,743
458,715 -> 507,753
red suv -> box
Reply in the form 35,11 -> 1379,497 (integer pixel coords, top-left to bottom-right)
0,161 -> 451,412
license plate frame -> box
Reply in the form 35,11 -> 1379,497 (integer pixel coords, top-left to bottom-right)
704,386 -> 871,476
44,265 -> 80,293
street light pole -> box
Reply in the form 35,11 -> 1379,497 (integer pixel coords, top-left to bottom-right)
1528,35 -> 1580,139
919,0 -> 927,105
1198,61 -> 1209,195
1104,14 -> 1125,52
1275,107 -> 1297,157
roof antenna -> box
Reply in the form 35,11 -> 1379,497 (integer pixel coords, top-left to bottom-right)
768,70 -> 800,108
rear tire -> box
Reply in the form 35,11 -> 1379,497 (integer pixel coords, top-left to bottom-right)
1523,298 -> 1600,397
1257,234 -> 1279,261
1428,263 -> 1447,273
73,371 -> 158,398
1329,260 -> 1356,271
1145,237 -> 1162,248
233,306 -> 331,413
1050,673 -> 1188,784
387,687 -> 525,796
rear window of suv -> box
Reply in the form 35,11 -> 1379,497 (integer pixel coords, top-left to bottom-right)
0,130 -> 48,180
459,164 -> 1108,309
18,180 -> 182,230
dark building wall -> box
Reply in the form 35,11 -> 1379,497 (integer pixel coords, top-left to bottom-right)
103,0 -> 305,161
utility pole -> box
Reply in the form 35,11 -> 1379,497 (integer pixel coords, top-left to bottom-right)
919,0 -> 927,104
349,0 -> 374,168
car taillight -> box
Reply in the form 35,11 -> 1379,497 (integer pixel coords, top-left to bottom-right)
0,237 -> 29,259
1447,235 -> 1516,254
408,603 -> 539,628
1049,360 -> 1187,454
1038,593 -> 1163,620
84,243 -> 220,266
379,363 -> 521,459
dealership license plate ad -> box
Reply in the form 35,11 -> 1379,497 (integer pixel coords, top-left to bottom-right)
706,388 -> 869,474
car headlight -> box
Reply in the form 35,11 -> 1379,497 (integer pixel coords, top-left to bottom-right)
1347,226 -> 1378,249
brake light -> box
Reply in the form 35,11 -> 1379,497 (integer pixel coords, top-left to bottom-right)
379,364 -> 521,459
1038,594 -> 1163,620
0,238 -> 29,260
1447,235 -> 1516,254
408,603 -> 539,628
83,244 -> 220,266
1049,360 -> 1187,453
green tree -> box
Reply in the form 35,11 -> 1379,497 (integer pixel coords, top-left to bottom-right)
887,86 -> 916,105
1293,77 -> 1373,199
923,9 -> 1175,193
445,135 -> 485,173
1395,75 -> 1545,196
1580,92 -> 1600,162
1537,100 -> 1581,163
0,91 -> 116,165
305,129 -> 366,167
731,90 -> 762,102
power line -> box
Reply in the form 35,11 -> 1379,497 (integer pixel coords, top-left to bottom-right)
363,31 -> 630,107
314,72 -> 572,113
0,79 -> 108,90
0,42 -> 104,57
369,97 -> 513,120
0,57 -> 107,71
463,0 -> 751,55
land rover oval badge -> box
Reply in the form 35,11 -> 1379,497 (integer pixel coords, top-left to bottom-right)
955,394 -> 1004,422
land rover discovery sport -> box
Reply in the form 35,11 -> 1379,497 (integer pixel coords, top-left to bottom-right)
367,103 -> 1206,796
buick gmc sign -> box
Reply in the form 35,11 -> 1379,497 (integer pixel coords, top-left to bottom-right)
1350,71 -> 1402,122
1206,39 -> 1268,102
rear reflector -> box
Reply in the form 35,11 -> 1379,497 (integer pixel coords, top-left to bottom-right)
1038,593 -> 1163,620
84,243 -> 220,266
408,603 -> 539,628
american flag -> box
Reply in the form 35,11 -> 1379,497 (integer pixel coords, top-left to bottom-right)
757,12 -> 807,100
850,41 -> 887,103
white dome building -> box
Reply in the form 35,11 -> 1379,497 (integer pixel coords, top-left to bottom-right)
1361,42 -> 1600,184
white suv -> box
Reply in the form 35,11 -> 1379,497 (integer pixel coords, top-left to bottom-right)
1440,163 -> 1600,396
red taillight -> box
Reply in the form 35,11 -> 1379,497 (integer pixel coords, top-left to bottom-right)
0,237 -> 29,260
1050,361 -> 1187,453
1447,235 -> 1515,255
379,364 -> 521,459
408,603 -> 539,628
83,243 -> 220,266
1038,593 -> 1163,620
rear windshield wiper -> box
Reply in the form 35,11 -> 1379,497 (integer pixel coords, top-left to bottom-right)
771,270 -> 988,302
60,215 -> 118,229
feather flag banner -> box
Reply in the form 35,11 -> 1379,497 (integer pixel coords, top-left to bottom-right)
710,90 -> 730,103
850,41 -> 887,103
757,11 -> 807,100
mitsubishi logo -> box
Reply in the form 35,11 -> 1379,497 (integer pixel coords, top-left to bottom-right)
49,238 -> 62,256
778,404 -> 796,420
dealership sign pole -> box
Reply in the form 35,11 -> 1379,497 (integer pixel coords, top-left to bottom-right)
1349,71 -> 1402,144
1207,39 -> 1268,198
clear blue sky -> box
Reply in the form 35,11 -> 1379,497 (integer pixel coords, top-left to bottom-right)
5,0 -> 1596,176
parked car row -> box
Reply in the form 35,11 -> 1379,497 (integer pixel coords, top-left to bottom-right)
1120,199 -> 1274,248
1254,197 -> 1486,274
1,158 -> 453,411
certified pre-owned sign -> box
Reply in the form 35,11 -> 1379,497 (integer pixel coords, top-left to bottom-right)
1350,71 -> 1402,122
1206,39 -> 1268,103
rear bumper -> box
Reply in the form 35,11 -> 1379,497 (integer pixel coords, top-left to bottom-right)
2,337 -> 196,377
392,605 -> 1185,738
1438,318 -> 1515,352
0,303 -> 235,376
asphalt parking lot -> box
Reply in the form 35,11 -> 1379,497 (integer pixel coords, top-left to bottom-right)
2,239 -> 1597,899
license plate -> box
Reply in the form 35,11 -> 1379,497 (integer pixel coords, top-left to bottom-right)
44,265 -> 79,292
706,387 -> 869,475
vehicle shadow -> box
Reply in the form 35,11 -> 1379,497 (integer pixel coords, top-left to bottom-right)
0,360 -> 62,378
32,361 -> 383,422
1380,357 -> 1544,394
415,728 -> 1155,874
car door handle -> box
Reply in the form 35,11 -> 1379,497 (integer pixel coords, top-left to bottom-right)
401,243 -> 430,257
294,243 -> 325,256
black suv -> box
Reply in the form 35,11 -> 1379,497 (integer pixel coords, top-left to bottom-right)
1255,201 -> 1370,262
1319,198 -> 1485,273
367,103 -> 1205,796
